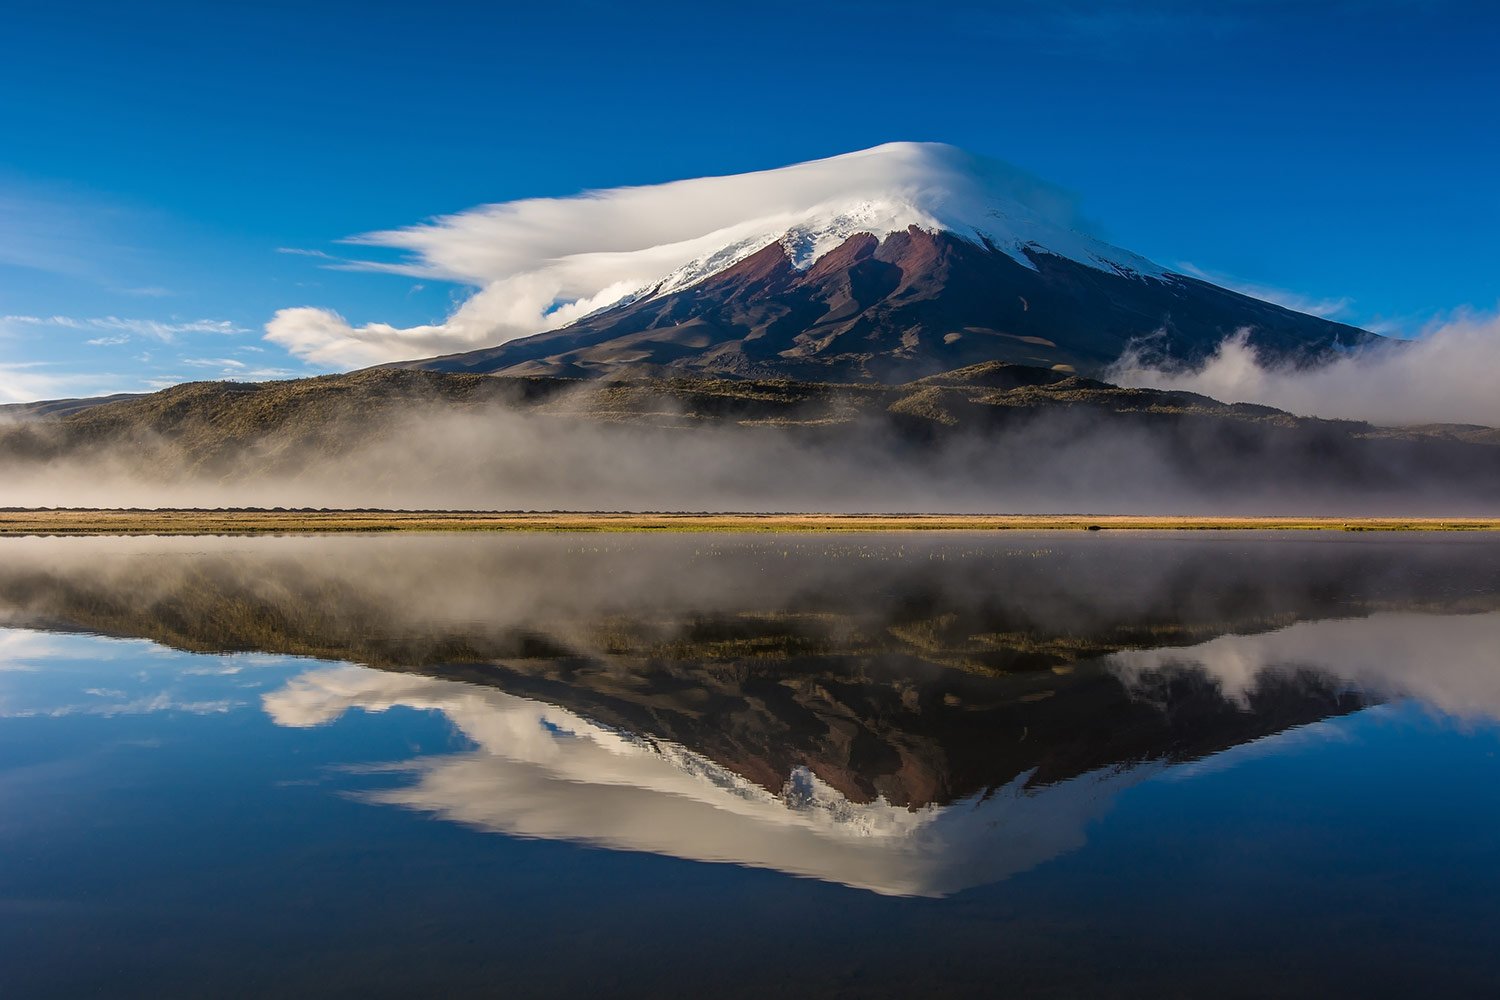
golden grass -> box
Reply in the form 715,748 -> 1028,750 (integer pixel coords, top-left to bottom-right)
2,509 -> 1499,536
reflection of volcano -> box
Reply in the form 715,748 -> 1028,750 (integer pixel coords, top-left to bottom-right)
0,532 -> 1451,807
255,612 -> 1500,896
3,532 -> 1495,894
267,665 -> 1162,897
266,663 -> 1360,897
411,639 -> 1365,810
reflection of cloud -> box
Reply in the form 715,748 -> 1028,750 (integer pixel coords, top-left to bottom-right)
0,625 -> 178,663
0,630 -> 72,671
1,694 -> 238,718
265,665 -> 1147,897
1111,612 -> 1500,721
0,625 -> 302,715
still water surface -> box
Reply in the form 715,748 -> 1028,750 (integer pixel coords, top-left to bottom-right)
1,532 -> 1499,997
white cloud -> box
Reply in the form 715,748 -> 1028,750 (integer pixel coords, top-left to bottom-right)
265,142 -> 1138,369
85,335 -> 132,347
265,306 -> 472,369
1111,310 -> 1500,427
180,356 -> 247,369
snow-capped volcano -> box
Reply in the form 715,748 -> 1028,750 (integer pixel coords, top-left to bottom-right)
269,142 -> 1376,377
637,142 -> 1171,298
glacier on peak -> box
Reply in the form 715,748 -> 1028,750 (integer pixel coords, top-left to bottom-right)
593,144 -> 1171,303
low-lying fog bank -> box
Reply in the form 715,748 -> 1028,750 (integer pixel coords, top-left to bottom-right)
3,368 -> 1498,514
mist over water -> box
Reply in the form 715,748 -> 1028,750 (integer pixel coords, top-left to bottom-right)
2,530 -> 1494,640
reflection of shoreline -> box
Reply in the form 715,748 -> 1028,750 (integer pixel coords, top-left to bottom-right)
265,664 -> 1157,897
5,511 -> 1500,535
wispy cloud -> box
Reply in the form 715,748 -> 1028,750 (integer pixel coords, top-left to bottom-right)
180,356 -> 247,369
0,191 -> 111,280
2,314 -> 249,344
276,247 -> 336,260
1175,262 -> 1352,319
1,693 -> 240,719
176,357 -> 297,380
0,313 -> 273,402
0,182 -> 170,288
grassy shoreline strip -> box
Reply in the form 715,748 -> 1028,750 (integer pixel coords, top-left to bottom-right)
1,510 -> 1499,535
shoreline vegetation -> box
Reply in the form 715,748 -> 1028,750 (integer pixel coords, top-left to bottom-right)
2,510 -> 1499,535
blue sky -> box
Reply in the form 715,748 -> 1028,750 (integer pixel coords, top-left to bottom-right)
2,0 -> 1496,401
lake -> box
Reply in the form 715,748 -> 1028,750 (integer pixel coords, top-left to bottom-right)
2,532 -> 1499,997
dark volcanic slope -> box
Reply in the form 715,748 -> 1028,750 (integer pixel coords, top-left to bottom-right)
400,228 -> 1377,382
